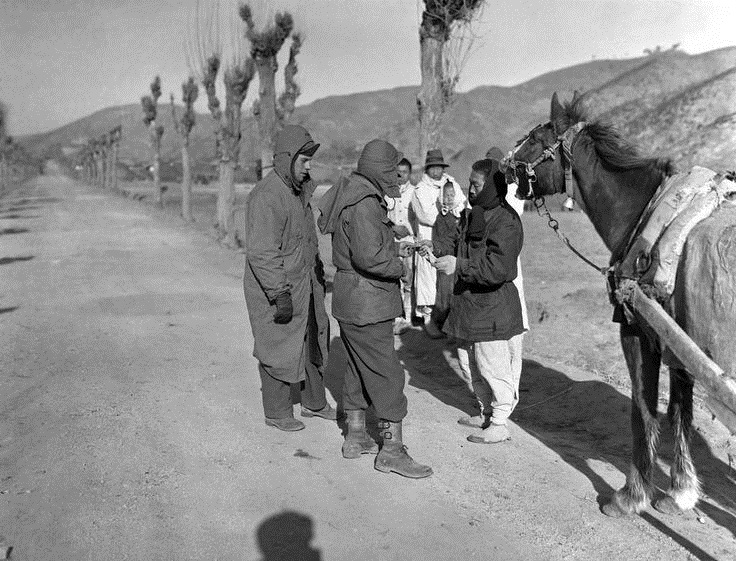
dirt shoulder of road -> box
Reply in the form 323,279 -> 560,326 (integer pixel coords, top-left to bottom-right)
0,173 -> 734,561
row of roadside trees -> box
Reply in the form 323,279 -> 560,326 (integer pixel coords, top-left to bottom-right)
82,0 -> 487,248
135,1 -> 302,246
77,127 -> 123,192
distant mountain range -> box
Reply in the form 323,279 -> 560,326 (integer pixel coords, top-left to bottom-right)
19,46 -> 736,183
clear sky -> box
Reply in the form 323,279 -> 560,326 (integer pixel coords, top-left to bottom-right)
1,0 -> 734,135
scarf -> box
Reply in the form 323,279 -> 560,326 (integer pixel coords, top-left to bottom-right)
467,170 -> 505,239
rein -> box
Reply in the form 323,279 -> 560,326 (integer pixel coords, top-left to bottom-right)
508,121 -> 607,275
533,196 -> 608,275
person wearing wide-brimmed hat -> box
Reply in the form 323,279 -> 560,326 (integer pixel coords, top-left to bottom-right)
243,124 -> 336,432
410,149 -> 466,337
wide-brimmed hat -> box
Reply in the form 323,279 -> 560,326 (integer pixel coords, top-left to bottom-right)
424,149 -> 449,168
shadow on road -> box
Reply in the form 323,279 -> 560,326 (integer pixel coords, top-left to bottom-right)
256,510 -> 322,561
397,328 -> 477,416
1,205 -> 41,213
0,228 -> 30,235
0,256 -> 34,265
395,331 -> 736,558
0,306 -> 19,315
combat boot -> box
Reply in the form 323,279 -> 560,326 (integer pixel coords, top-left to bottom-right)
342,409 -> 379,459
374,420 -> 433,478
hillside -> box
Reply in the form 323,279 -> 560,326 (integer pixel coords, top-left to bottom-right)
19,46 -> 736,181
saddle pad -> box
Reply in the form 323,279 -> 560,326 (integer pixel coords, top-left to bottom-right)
620,166 -> 736,299
653,174 -> 736,295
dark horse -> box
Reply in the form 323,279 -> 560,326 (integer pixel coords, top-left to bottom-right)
507,92 -> 736,517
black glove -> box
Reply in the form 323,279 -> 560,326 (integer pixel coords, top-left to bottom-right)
273,291 -> 293,324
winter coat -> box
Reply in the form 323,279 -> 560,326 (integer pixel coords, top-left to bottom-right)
243,125 -> 329,383
432,206 -> 462,258
443,170 -> 524,342
411,172 -> 466,306
318,140 -> 404,326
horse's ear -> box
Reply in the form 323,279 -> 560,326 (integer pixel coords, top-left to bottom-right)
550,92 -> 564,126
572,90 -> 581,104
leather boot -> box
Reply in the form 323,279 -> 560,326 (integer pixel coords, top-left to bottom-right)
374,420 -> 433,478
342,409 -> 379,459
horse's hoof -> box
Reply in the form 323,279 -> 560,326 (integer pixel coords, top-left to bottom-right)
601,500 -> 631,518
653,496 -> 684,516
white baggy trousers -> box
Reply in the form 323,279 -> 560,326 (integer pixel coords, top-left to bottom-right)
457,333 -> 524,425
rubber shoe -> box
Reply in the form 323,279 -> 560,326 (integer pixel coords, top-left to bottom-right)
265,417 -> 305,432
300,403 -> 337,421
466,423 -> 510,444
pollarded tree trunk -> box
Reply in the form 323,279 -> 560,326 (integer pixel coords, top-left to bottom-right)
216,160 -> 236,238
181,142 -> 193,222
111,141 -> 119,192
96,156 -> 104,188
417,26 -> 445,161
152,135 -> 162,206
255,57 -> 278,175
106,145 -> 114,189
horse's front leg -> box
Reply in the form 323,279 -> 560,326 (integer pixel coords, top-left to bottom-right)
603,322 -> 661,517
654,367 -> 700,514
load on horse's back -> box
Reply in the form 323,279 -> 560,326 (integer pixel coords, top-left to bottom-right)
506,91 -> 736,518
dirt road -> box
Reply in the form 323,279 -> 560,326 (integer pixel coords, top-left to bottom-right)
1,172 -> 734,560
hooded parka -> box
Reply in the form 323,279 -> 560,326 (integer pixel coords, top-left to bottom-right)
443,163 -> 525,342
317,140 -> 404,326
243,125 -> 330,383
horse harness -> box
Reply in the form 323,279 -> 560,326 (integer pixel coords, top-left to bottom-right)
505,121 -> 587,203
508,120 -> 736,328
505,121 -> 607,275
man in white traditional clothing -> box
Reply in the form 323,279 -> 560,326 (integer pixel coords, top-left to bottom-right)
456,147 -> 530,429
386,157 -> 416,334
410,149 -> 465,328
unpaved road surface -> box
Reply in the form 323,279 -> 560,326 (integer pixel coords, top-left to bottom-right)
1,172 -> 734,560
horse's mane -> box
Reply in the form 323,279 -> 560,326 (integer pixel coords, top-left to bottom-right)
562,98 -> 676,178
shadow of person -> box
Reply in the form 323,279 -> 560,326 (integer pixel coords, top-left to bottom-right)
396,328 -> 479,417
0,256 -> 34,265
395,333 -> 736,551
256,510 -> 322,561
513,360 -> 736,537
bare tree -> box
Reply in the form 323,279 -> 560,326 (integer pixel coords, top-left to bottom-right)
171,77 -> 200,222
109,125 -> 122,192
141,76 -> 165,207
417,0 -> 485,160
187,0 -> 256,246
240,4 -> 301,175
93,136 -> 106,189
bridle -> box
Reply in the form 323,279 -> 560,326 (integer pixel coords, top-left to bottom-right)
504,120 -> 608,275
504,121 -> 587,201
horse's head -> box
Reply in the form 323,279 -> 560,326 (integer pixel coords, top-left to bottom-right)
504,91 -> 585,200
